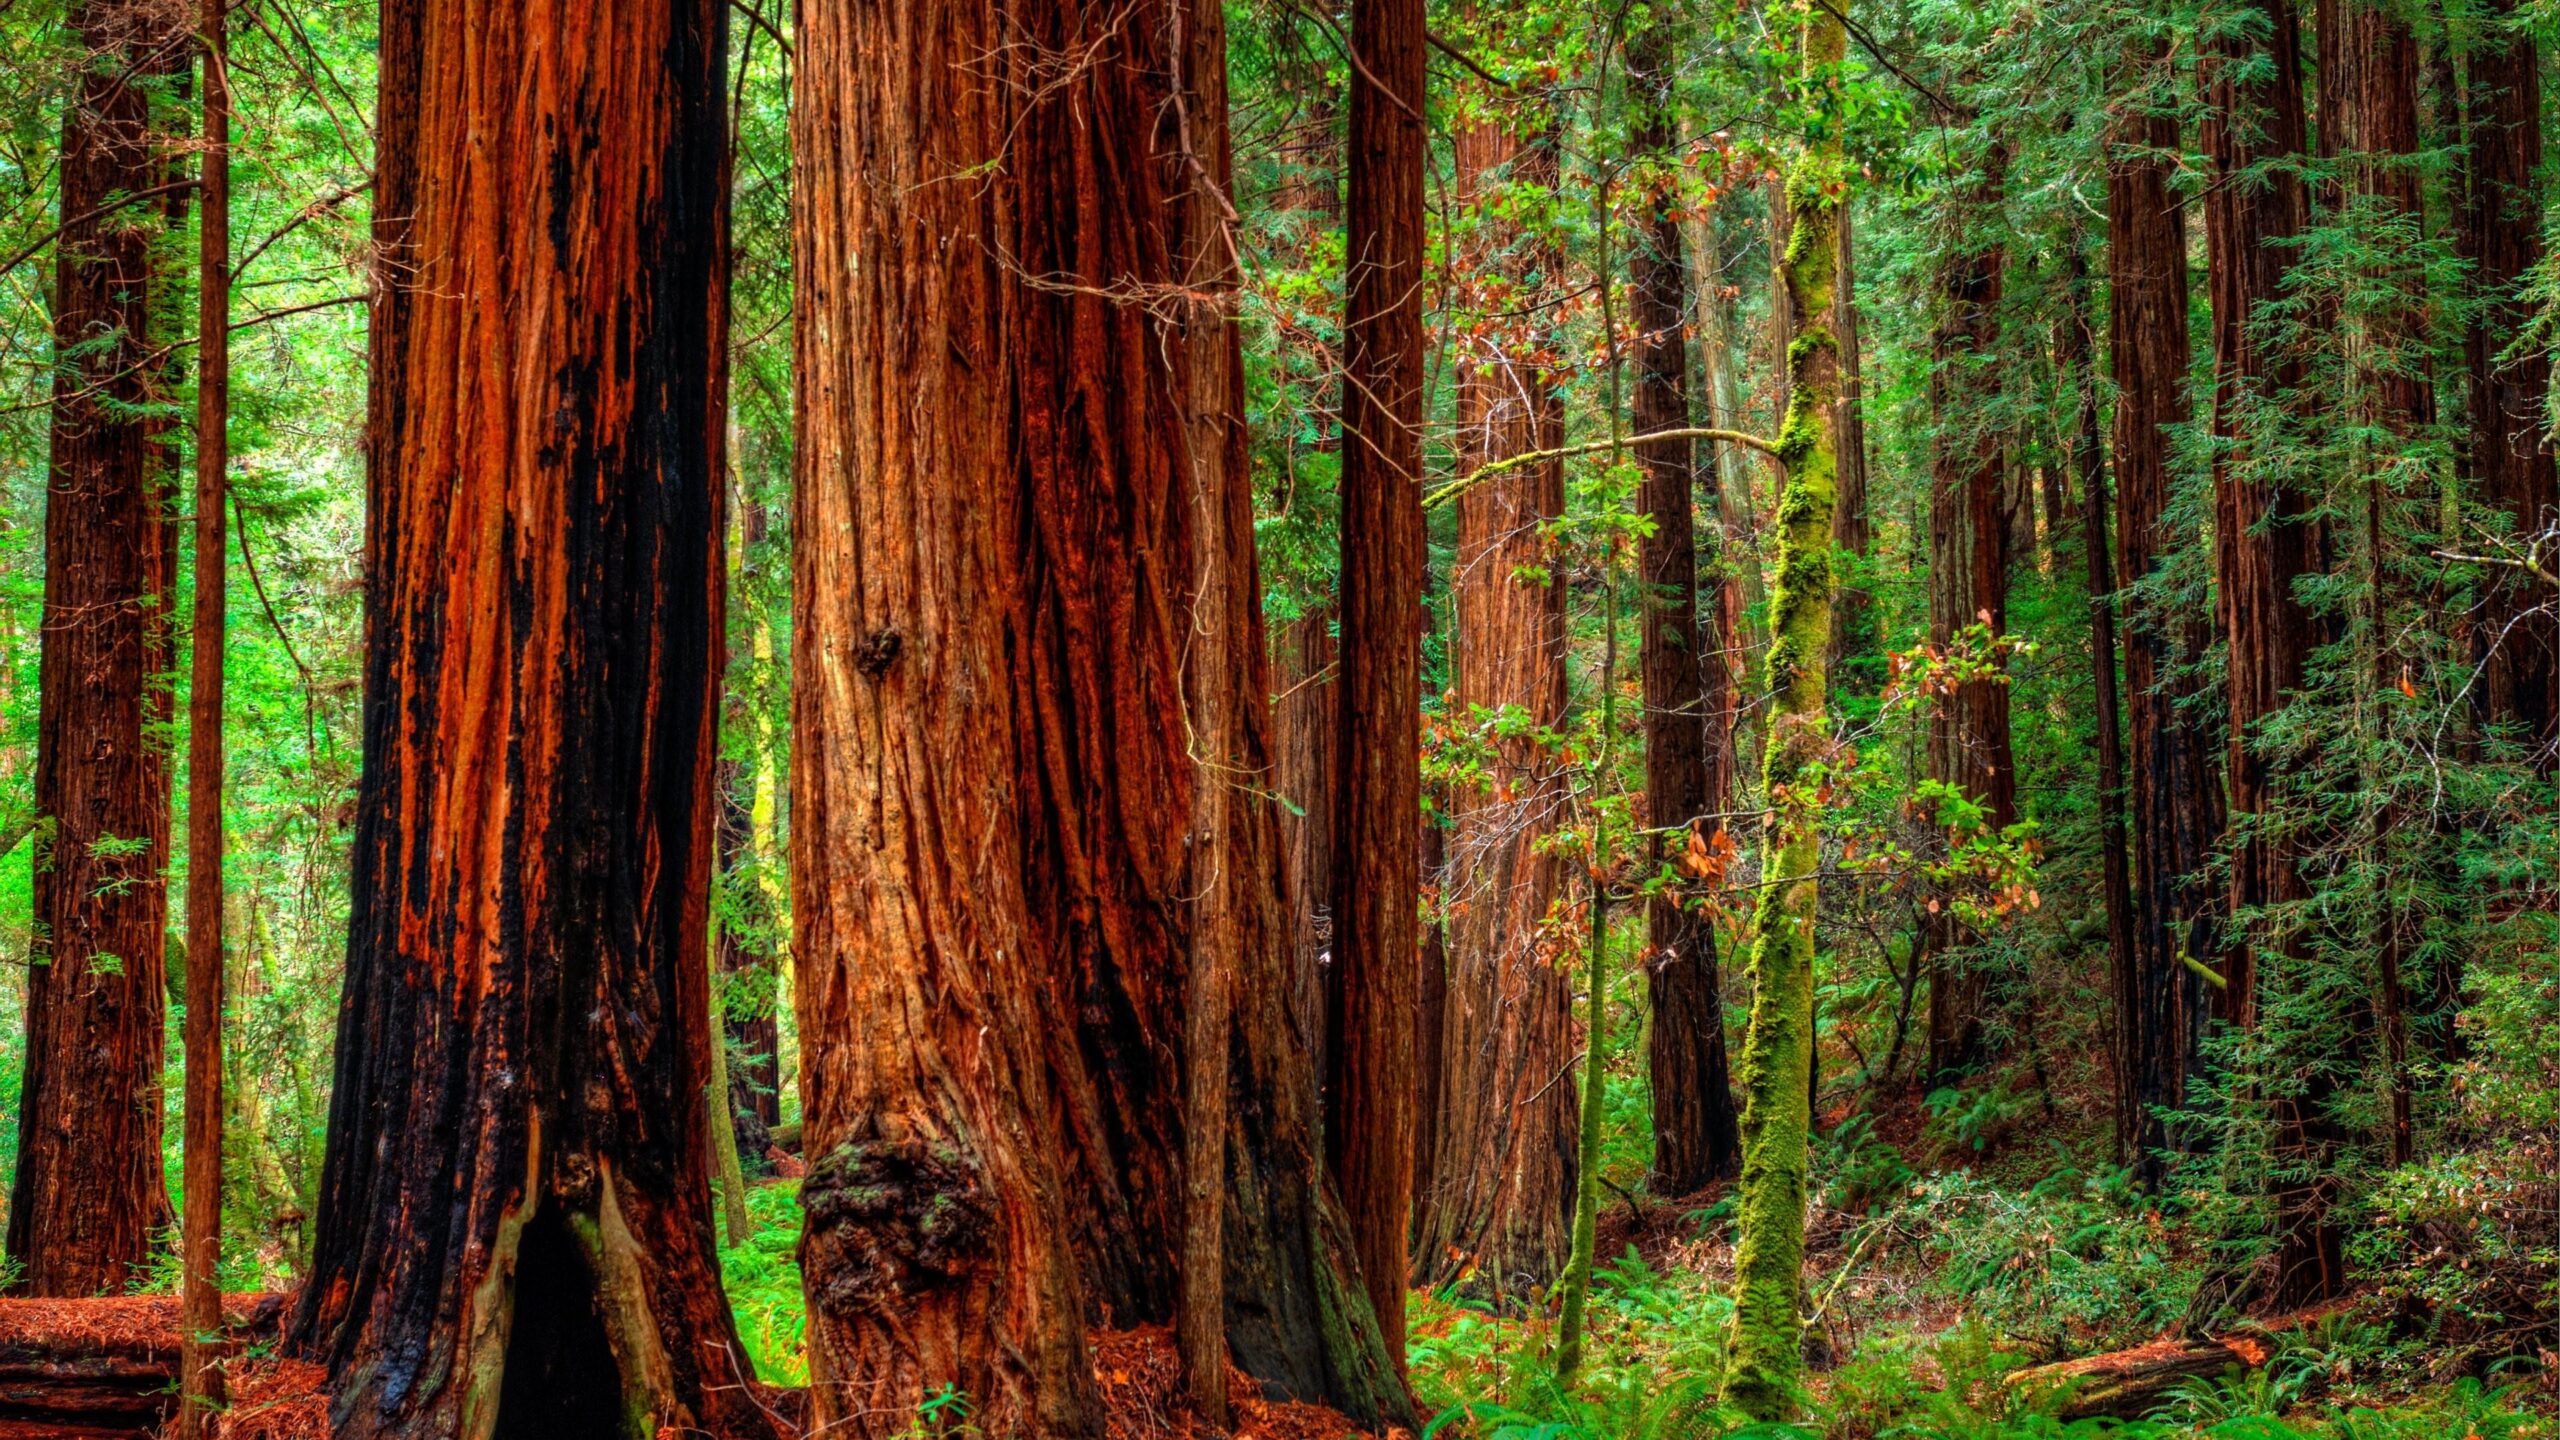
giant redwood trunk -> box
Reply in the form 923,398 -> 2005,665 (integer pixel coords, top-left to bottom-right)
1415,110 -> 1577,1294
286,3 -> 779,1436
1331,0 -> 1427,1360
2465,0 -> 2556,750
790,0 -> 1408,1430
1923,161 -> 2016,1084
1273,611 -> 1339,1058
2107,42 -> 2223,1182
1631,30 -> 1741,1198
9,0 -> 185,1298
2201,0 -> 2341,1309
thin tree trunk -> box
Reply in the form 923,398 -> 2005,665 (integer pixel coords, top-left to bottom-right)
2201,0 -> 2342,1311
9,0 -> 186,1298
285,3 -> 781,1434
2107,39 -> 2222,1184
1414,107 -> 1575,1297
2466,0 -> 2556,750
1722,1 -> 1846,1416
1635,24 -> 1740,1198
177,1 -> 231,1429
1923,153 -> 2015,1085
1830,203 -> 1873,686
790,0 -> 1409,1428
1274,610 -> 1339,1063
1331,0 -> 1428,1366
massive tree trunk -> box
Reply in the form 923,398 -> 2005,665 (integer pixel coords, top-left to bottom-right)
1722,2 -> 1847,1413
790,0 -> 1408,1431
1330,0 -> 1427,1363
1922,157 -> 2016,1085
1415,111 -> 1576,1295
2201,0 -> 2341,1311
286,3 -> 780,1436
1633,27 -> 1741,1199
9,0 -> 186,1299
1273,610 -> 1339,1061
2465,0 -> 2556,750
2107,44 -> 2222,1183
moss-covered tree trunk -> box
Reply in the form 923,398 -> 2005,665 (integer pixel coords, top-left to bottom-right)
1720,0 -> 1846,1418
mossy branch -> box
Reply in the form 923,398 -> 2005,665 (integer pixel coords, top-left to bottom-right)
1424,427 -> 1780,511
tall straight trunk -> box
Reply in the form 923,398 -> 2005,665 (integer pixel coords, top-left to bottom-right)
1829,204 -> 1873,686
1274,610 -> 1338,1060
1331,0 -> 1427,1364
1417,112 -> 1575,1295
178,0 -> 232,1429
2107,43 -> 2222,1184
2201,0 -> 2341,1310
1634,27 -> 1741,1199
2466,0 -> 2556,748
1722,2 -> 1846,1414
2065,241 -> 2139,1172
790,0 -> 1409,1430
286,3 -> 780,1435
1685,207 -> 1748,814
9,0 -> 185,1298
1923,157 -> 2015,1084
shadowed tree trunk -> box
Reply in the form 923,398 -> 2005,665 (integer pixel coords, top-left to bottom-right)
1632,23 -> 1741,1199
1330,0 -> 1427,1366
285,3 -> 783,1436
1415,109 -> 1576,1297
9,0 -> 186,1299
2107,39 -> 2223,1184
789,0 -> 1410,1429
2465,0 -> 2556,751
1923,155 -> 2015,1085
2201,0 -> 2342,1311
1829,205 -> 1874,689
1274,610 -> 1339,1061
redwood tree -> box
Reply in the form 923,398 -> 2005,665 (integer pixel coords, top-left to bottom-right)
1923,159 -> 2016,1084
1330,0 -> 1428,1360
1632,24 -> 1741,1197
9,0 -> 185,1298
286,2 -> 781,1434
2106,38 -> 2222,1180
2465,0 -> 2555,748
1417,107 -> 1576,1293
790,0 -> 1407,1429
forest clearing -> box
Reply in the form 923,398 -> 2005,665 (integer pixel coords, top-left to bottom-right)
0,0 -> 2554,1434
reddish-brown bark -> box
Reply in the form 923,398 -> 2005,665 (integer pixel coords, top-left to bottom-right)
1924,161 -> 2016,1083
1630,33 -> 1740,1197
1330,0 -> 1427,1361
2106,50 -> 2222,1182
285,3 -> 778,1435
1415,113 -> 1576,1294
1830,205 -> 1875,683
2200,0 -> 2341,1309
2465,0 -> 2556,749
790,0 -> 1408,1430
9,0 -> 185,1299
1273,610 -> 1339,1063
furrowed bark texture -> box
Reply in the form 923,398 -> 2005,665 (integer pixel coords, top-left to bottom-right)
1274,610 -> 1339,1058
2200,0 -> 2342,1310
791,0 -> 1408,1430
1721,6 -> 1845,1412
1632,27 -> 1741,1198
2106,47 -> 2222,1183
1415,111 -> 1575,1297
2465,0 -> 2556,750
1923,160 -> 2015,1085
1332,0 -> 1427,1362
10,0 -> 185,1299
286,3 -> 779,1436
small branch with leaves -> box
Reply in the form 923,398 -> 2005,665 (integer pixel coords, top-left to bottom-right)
1425,425 -> 1778,511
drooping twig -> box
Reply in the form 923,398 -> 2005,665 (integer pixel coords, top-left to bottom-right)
1426,425 -> 1779,511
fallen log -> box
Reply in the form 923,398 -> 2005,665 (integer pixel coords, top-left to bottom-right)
2000,1303 -> 2351,1420
0,1294 -> 287,1432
